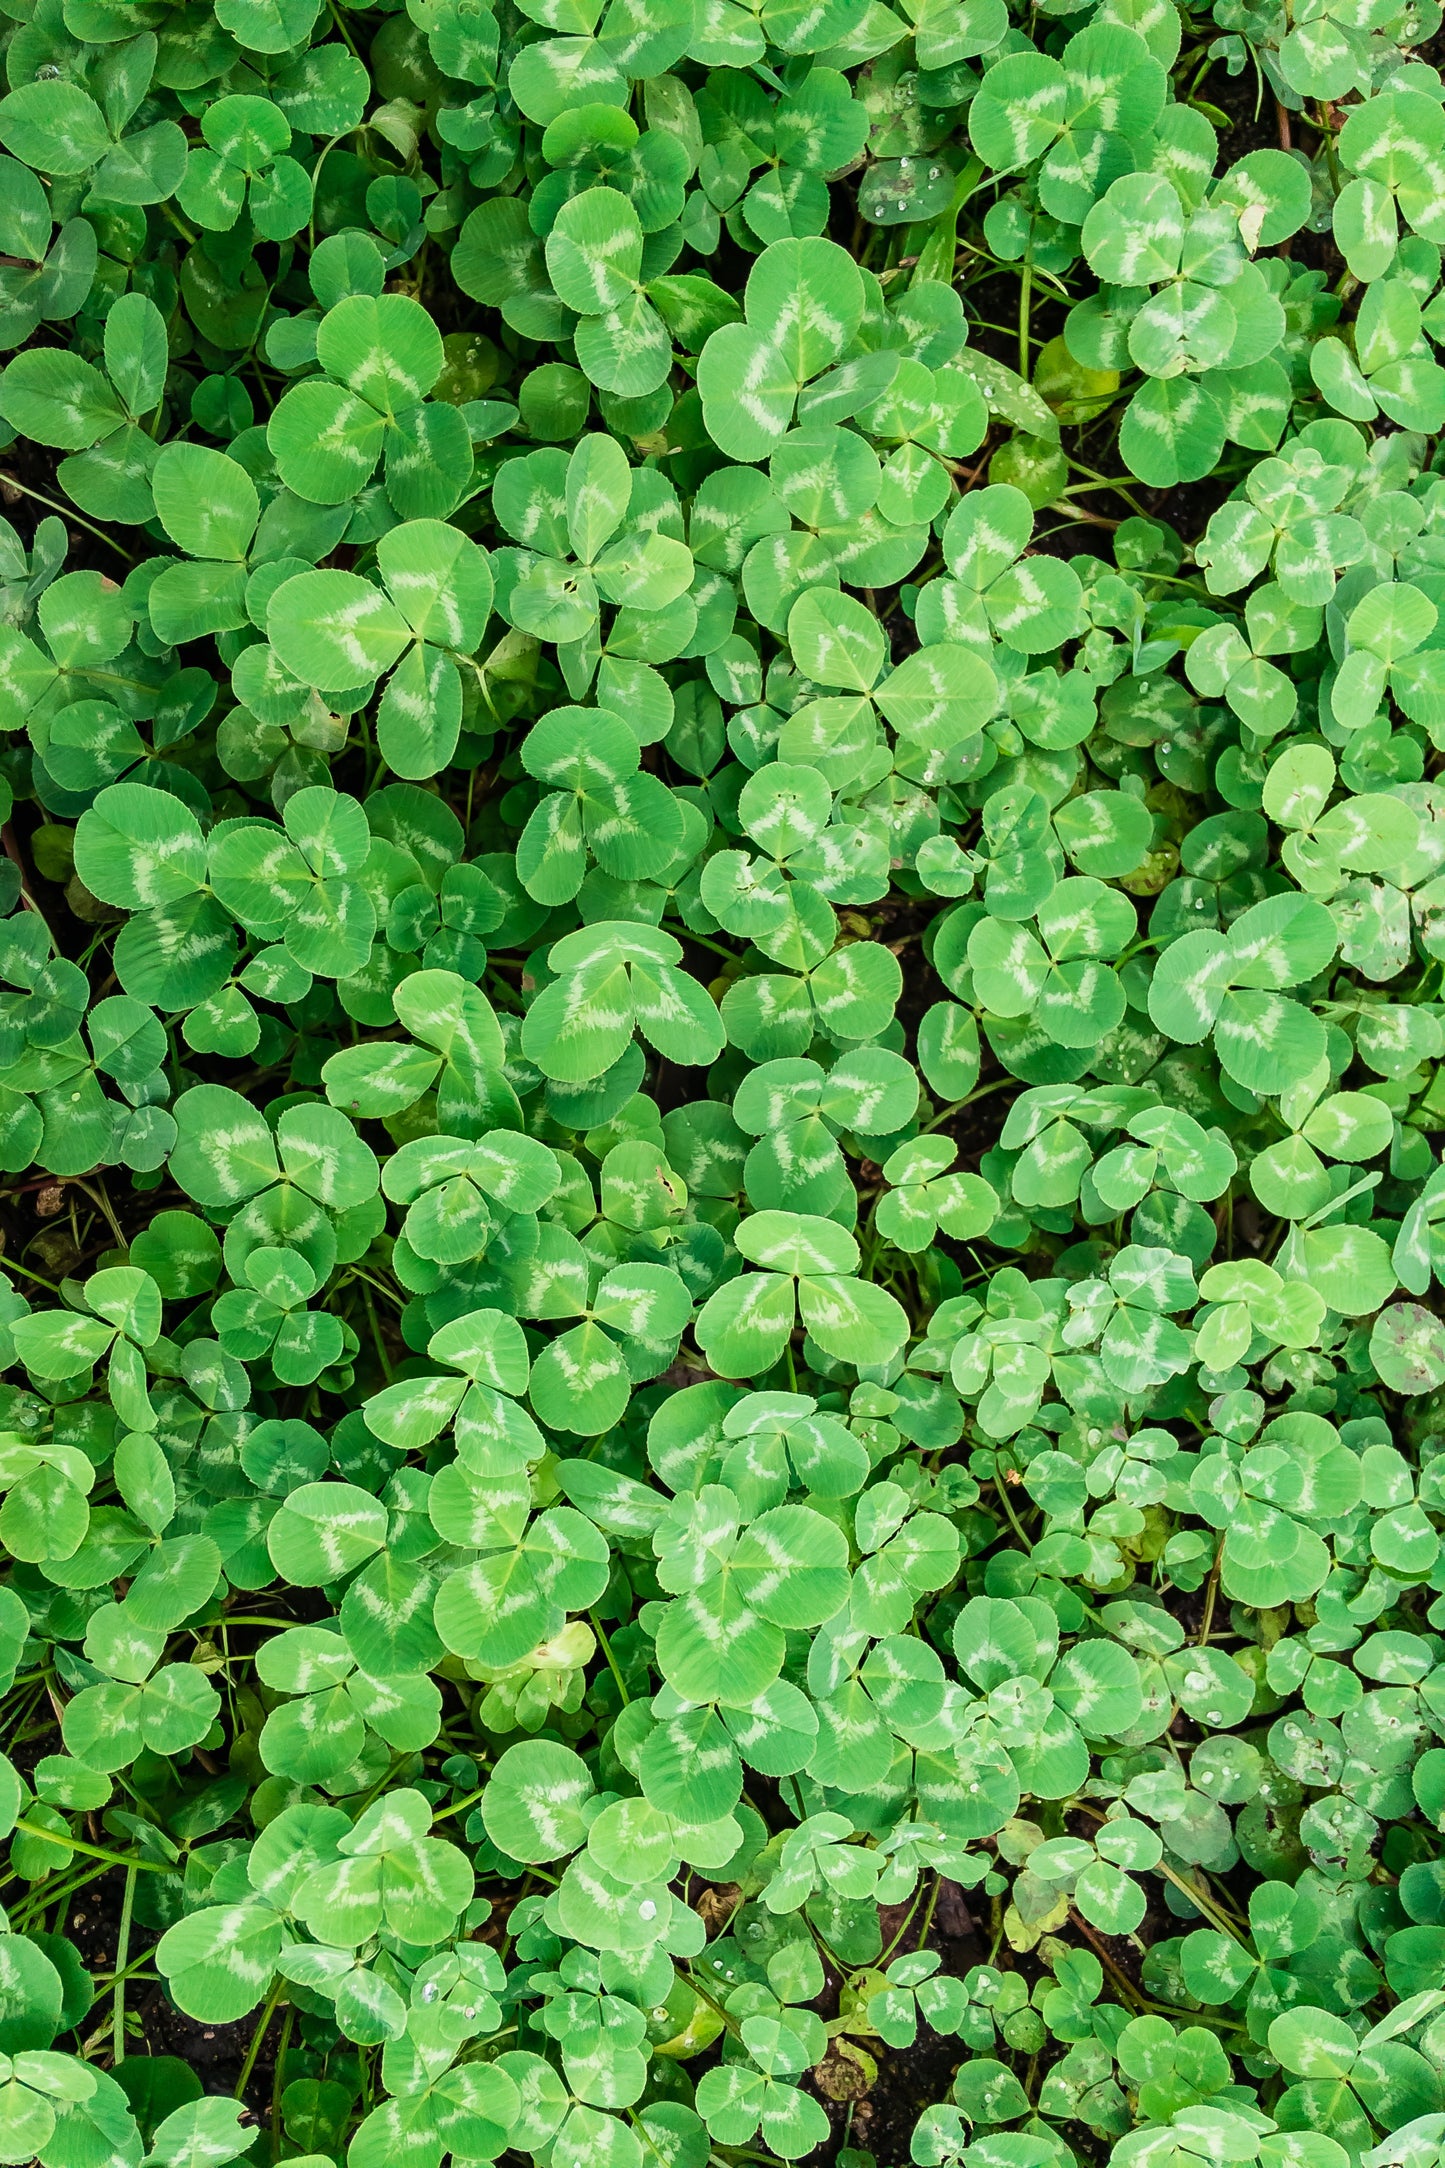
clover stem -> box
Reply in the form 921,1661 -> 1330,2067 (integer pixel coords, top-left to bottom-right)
1067,1909 -> 1148,2010
271,2003 -> 295,2145
879,1868 -> 941,1966
325,0 -> 362,57
343,1266 -> 406,1308
10,1857 -> 114,1928
683,1973 -> 742,2036
0,473 -> 134,562
877,1876 -> 927,1966
919,1075 -> 1016,1135
1074,1802 -> 1248,1938
160,202 -> 198,248
1018,261 -> 1033,381
1196,1545 -> 1223,1644
13,1819 -> 171,1872
360,1275 -> 393,1381
69,1175 -> 126,1251
1061,455 -> 1153,519
309,129 -> 360,255
1,841 -> 56,955
235,1979 -> 284,2101
213,1615 -> 304,1629
94,1947 -> 156,1992
1045,502 -> 1120,531
433,1782 -> 489,1822
112,1867 -> 136,2065
590,1612 -> 631,1705
992,1470 -> 1033,1554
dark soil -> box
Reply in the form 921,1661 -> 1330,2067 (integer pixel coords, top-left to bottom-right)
29,1833 -> 284,2114
1200,52 -> 1284,164
790,1878 -> 988,2168
127,1985 -> 285,2109
840,1880 -> 987,2168
0,433 -> 135,581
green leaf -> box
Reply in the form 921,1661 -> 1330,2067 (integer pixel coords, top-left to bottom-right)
268,569 -> 411,692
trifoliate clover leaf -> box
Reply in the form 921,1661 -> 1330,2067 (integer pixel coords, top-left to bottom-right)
523,922 -> 724,1081
695,1209 -> 909,1375
1148,890 -> 1337,1092
697,237 -> 865,461
492,434 -> 693,657
935,485 -> 1084,654
1196,447 -> 1366,605
1312,279 -> 1445,435
176,95 -> 311,241
268,523 -> 493,778
267,293 -> 473,519
1335,91 -> 1445,282
878,1139 -> 999,1252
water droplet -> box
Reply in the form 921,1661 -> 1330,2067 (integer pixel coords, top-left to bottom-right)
928,167 -> 941,180
421,1982 -> 440,2003
639,1899 -> 657,1920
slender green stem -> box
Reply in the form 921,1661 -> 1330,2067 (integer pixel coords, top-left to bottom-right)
590,1612 -> 630,1705
344,1266 -> 407,1308
361,1278 -> 393,1380
326,0 -> 361,52
920,1076 -> 1016,1135
992,1466 -> 1034,1552
113,1867 -> 136,2064
1018,259 -> 1033,380
309,127 -> 358,254
13,1821 -> 171,1873
161,202 -> 198,247
93,1948 -> 158,1991
11,1857 -> 114,1929
271,2004 -> 295,2148
234,1979 -> 284,2100
433,1782 -> 489,1822
0,1258 -> 62,1293
878,1872 -> 932,1965
0,473 -> 134,561
683,1968 -> 744,2038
